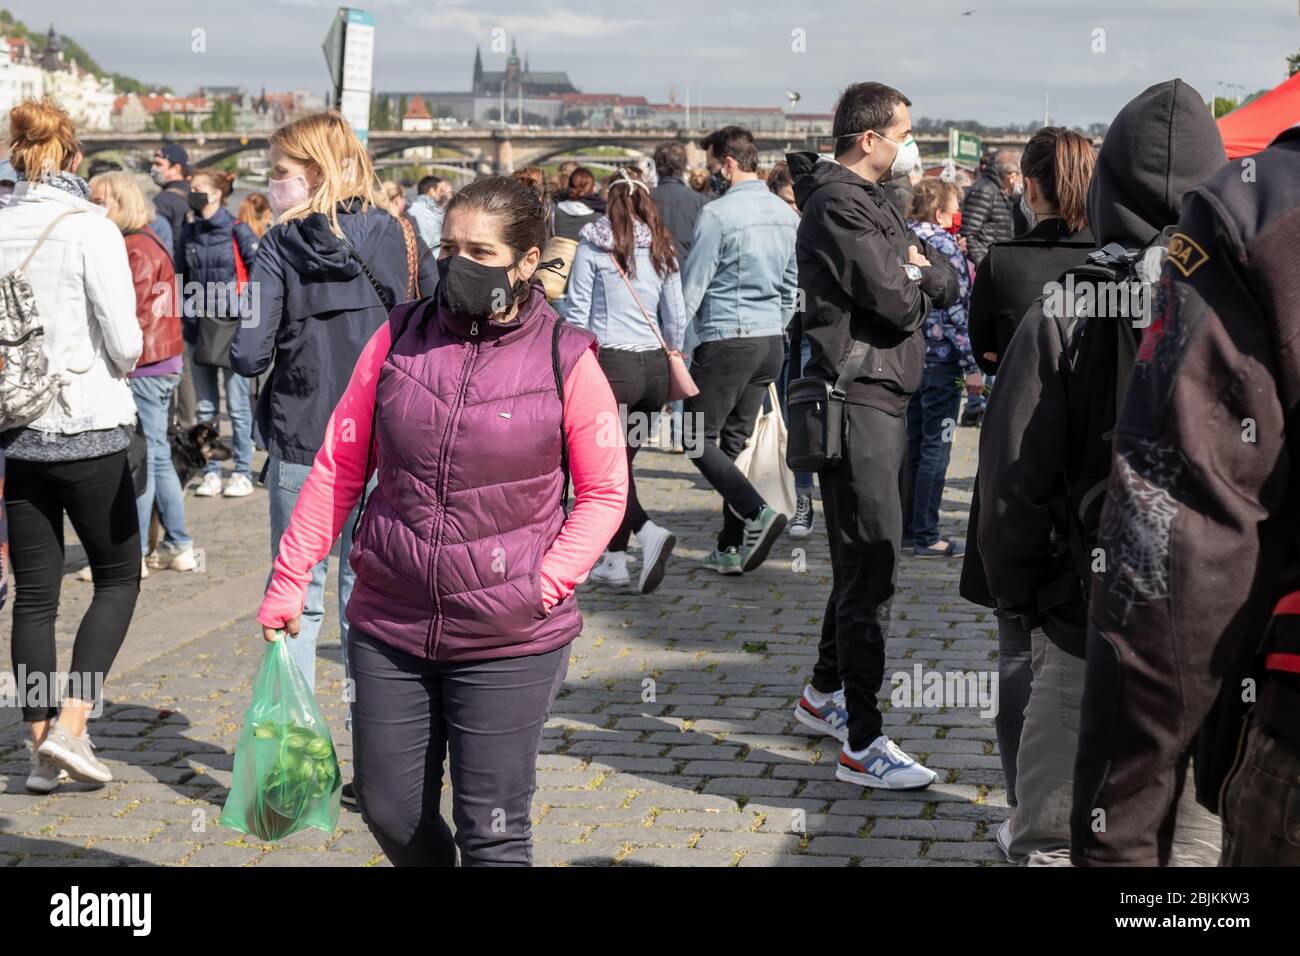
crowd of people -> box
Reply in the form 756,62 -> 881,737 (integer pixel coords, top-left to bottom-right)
0,70 -> 1296,868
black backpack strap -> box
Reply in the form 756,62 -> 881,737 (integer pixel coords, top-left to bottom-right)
340,231 -> 395,312
350,300 -> 426,541
552,317 -> 571,513
832,339 -> 872,398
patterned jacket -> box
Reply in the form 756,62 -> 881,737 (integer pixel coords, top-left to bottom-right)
907,220 -> 975,373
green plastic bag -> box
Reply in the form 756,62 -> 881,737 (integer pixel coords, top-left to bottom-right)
219,635 -> 342,842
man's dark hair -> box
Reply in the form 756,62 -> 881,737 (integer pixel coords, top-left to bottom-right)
832,82 -> 911,158
653,141 -> 687,178
417,174 -> 445,196
87,158 -> 122,178
698,126 -> 759,173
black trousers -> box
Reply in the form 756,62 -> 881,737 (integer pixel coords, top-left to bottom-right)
349,629 -> 569,867
811,403 -> 907,750
598,348 -> 669,552
683,335 -> 785,549
6,450 -> 141,721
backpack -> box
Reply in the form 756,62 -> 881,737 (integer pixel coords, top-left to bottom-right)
1054,232 -> 1173,587
0,210 -> 85,431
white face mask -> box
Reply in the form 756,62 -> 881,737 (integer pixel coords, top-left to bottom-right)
876,131 -> 920,182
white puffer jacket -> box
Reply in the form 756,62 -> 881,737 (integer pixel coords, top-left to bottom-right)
0,182 -> 142,434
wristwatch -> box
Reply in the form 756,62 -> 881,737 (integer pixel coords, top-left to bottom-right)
903,263 -> 923,282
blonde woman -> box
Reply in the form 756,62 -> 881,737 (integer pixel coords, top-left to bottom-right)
88,171 -> 189,578
230,113 -> 437,807
0,100 -> 142,792
381,179 -> 407,218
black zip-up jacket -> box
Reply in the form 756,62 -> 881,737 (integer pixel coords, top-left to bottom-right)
976,79 -> 1227,662
1071,125 -> 1300,866
960,171 -> 1015,267
787,152 -> 959,415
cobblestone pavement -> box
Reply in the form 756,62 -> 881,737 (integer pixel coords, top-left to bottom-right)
0,424 -> 1221,866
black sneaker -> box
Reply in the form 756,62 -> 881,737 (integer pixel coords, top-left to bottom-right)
341,781 -> 358,810
789,495 -> 815,538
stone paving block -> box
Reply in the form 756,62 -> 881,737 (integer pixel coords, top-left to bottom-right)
185,844 -> 265,866
622,847 -> 737,867
701,777 -> 798,798
804,836 -> 922,859
870,819 -> 979,841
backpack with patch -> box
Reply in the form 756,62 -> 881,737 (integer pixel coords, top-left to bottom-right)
1054,231 -> 1173,587
0,210 -> 84,431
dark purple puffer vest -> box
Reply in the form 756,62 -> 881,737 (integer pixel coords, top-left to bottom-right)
345,285 -> 596,662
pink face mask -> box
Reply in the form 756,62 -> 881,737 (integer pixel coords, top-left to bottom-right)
268,174 -> 311,216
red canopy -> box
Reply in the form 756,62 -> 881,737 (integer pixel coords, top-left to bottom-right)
1217,72 -> 1300,158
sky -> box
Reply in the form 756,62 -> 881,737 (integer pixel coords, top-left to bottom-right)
6,0 -> 1298,127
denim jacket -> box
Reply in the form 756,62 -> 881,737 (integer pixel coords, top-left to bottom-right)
681,179 -> 799,344
407,195 -> 445,251
560,217 -> 686,351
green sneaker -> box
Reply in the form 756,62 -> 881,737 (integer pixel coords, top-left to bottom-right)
740,505 -> 787,572
702,547 -> 744,575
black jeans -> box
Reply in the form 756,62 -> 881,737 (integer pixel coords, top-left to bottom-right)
6,451 -> 141,721
349,628 -> 569,867
1220,717 -> 1300,866
598,348 -> 669,552
683,335 -> 785,549
811,403 -> 907,750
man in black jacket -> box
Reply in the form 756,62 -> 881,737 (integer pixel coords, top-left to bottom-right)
976,79 -> 1226,863
787,81 -> 959,790
1071,125 -> 1300,867
960,149 -> 1021,268
651,141 -> 710,261
150,142 -> 192,268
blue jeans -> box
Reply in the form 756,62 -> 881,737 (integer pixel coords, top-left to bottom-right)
778,336 -> 815,495
266,454 -> 364,699
905,362 -> 962,547
131,374 -> 192,555
192,359 -> 253,478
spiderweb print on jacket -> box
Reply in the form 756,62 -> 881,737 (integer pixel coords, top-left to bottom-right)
1099,439 -> 1187,625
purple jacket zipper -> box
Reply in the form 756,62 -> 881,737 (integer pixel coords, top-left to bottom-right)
425,334 -> 479,658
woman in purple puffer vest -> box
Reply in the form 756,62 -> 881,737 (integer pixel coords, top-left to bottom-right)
257,176 -> 628,866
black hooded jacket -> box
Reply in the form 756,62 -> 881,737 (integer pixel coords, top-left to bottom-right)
231,200 -> 439,466
787,152 -> 959,415
976,79 -> 1226,658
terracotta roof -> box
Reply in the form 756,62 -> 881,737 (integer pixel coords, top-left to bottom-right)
404,94 -> 431,120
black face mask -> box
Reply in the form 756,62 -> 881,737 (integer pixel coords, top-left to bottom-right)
187,191 -> 210,214
709,170 -> 730,195
436,255 -> 525,322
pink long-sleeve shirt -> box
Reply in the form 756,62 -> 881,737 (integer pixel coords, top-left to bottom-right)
257,321 -> 627,631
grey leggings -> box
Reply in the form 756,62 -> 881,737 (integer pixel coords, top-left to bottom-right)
348,628 -> 569,867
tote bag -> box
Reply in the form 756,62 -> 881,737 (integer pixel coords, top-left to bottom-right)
735,383 -> 797,518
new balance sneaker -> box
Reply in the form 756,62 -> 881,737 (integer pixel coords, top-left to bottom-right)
701,547 -> 743,575
789,495 -> 815,538
634,521 -> 676,595
739,505 -> 787,573
193,472 -> 224,497
37,719 -> 113,784
589,551 -> 631,586
26,753 -> 68,794
223,473 -> 255,498
793,685 -> 848,742
835,735 -> 936,790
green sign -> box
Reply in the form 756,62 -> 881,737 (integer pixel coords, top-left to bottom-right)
949,128 -> 983,164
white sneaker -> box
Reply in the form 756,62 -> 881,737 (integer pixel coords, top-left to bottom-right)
193,472 -> 224,497
996,818 -> 1014,862
141,558 -> 149,580
75,565 -> 93,582
37,719 -> 113,784
223,473 -> 254,497
26,753 -> 68,794
835,735 -> 937,790
588,551 -> 630,586
634,521 -> 675,595
168,547 -> 198,572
